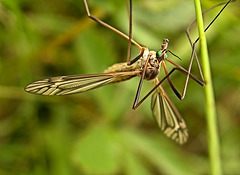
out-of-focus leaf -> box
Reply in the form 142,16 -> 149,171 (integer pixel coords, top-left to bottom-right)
120,128 -> 206,175
124,150 -> 150,175
72,123 -> 121,174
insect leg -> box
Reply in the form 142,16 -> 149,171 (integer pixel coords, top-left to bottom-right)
176,0 -> 232,99
133,66 -> 202,109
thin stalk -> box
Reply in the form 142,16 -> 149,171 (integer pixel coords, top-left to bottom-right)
193,1 -> 222,175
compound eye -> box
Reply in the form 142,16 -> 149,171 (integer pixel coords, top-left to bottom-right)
165,54 -> 168,59
156,51 -> 162,57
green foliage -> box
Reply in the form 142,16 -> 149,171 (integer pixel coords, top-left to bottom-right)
0,0 -> 240,174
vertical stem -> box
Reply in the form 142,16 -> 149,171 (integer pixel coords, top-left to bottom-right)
193,1 -> 222,175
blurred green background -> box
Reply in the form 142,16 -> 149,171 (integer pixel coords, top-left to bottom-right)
0,0 -> 240,174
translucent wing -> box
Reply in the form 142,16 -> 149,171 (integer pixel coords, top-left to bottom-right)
151,85 -> 188,144
25,71 -> 140,96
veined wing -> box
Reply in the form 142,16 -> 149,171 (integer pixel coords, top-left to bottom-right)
151,85 -> 188,144
25,71 -> 140,96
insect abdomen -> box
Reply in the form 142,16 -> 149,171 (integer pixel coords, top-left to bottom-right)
104,62 -> 140,83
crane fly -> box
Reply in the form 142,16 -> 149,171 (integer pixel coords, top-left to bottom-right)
25,39 -> 199,144
25,0 -> 232,144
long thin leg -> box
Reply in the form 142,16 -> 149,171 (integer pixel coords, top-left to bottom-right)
186,1 -> 230,46
132,54 -> 151,109
162,61 -> 181,99
176,0 -> 232,100
184,1 -> 231,87
129,48 -> 145,65
167,58 -> 205,88
125,0 -> 143,66
83,0 -> 143,52
132,0 -> 231,102
156,57 -> 205,101
133,66 -> 203,110
126,0 -> 133,65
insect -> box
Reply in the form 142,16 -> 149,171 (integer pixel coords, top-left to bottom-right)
25,0 -> 232,144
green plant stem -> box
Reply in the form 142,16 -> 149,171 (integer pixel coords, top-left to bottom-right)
193,1 -> 222,175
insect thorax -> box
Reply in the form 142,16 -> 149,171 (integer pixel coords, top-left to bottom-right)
143,50 -> 160,80
104,49 -> 160,82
